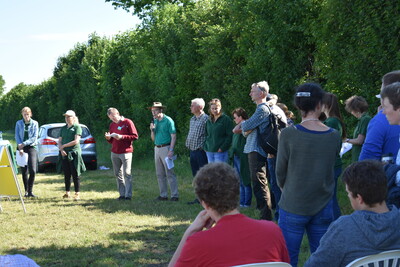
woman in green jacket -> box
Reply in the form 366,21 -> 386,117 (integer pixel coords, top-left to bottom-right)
204,98 -> 233,163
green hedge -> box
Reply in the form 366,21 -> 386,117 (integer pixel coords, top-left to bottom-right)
1,0 -> 400,155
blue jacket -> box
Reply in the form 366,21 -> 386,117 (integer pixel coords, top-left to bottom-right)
359,111 -> 400,161
15,119 -> 39,147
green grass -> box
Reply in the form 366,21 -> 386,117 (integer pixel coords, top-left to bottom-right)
0,130 -> 353,266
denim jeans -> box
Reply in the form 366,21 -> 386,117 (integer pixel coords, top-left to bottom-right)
333,167 -> 342,219
206,151 -> 229,163
278,198 -> 335,267
267,157 -> 281,220
234,155 -> 252,206
189,149 -> 208,177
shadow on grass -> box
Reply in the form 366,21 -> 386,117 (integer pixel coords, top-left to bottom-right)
4,231 -> 182,267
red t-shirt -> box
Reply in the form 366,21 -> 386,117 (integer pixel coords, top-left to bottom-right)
175,214 -> 289,267
108,117 -> 138,154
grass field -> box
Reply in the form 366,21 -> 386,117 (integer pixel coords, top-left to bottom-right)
0,131 -> 352,266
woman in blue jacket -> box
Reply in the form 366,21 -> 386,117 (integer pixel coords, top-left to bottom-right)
15,107 -> 39,197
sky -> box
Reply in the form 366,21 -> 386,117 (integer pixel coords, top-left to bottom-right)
0,0 -> 140,92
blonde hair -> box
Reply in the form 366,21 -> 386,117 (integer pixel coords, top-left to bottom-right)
208,98 -> 222,122
21,107 -> 32,115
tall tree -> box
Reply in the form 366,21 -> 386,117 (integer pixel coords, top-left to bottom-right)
105,0 -> 193,18
0,75 -> 5,96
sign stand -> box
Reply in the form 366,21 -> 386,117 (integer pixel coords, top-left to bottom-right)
0,141 -> 26,213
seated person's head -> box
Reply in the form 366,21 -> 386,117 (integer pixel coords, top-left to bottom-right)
342,160 -> 387,209
194,162 -> 239,215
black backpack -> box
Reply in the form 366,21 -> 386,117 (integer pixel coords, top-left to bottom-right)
257,104 -> 287,155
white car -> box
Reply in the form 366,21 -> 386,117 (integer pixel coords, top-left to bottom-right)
37,123 -> 97,172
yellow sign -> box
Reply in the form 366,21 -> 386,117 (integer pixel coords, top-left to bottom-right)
0,146 -> 19,195
0,141 -> 26,213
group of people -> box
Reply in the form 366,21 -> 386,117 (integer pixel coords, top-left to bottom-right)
168,72 -> 400,267
15,108 -> 85,200
13,70 -> 400,267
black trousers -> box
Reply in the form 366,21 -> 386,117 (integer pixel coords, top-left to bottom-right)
62,157 -> 80,192
21,146 -> 37,193
248,152 -> 272,220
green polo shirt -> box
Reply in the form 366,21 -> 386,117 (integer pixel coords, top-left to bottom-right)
154,115 -> 176,145
60,123 -> 82,152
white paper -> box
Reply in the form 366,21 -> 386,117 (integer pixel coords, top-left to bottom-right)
165,155 -> 177,170
340,142 -> 352,158
105,133 -> 119,138
16,152 -> 28,167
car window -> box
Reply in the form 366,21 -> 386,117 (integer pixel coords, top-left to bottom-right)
81,127 -> 89,138
47,126 -> 90,138
48,127 -> 62,138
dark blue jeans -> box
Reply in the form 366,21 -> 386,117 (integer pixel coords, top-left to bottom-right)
234,155 -> 252,206
278,198 -> 335,267
267,157 -> 281,220
189,149 -> 208,177
333,167 -> 342,219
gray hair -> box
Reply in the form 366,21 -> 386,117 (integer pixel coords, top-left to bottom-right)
191,98 -> 205,109
252,81 -> 269,94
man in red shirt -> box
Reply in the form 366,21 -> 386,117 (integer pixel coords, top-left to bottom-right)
105,108 -> 138,200
169,162 -> 289,267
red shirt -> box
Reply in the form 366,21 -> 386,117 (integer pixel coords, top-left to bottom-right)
175,214 -> 289,267
108,117 -> 138,154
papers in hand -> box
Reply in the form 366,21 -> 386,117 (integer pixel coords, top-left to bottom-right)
340,142 -> 352,158
106,133 -> 119,138
16,152 -> 28,167
165,155 -> 177,170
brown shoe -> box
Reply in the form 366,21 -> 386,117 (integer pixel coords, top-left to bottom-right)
73,194 -> 80,201
63,193 -> 71,199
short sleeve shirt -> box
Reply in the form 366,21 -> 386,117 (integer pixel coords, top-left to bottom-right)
154,115 -> 176,145
352,113 -> 371,162
59,123 -> 82,152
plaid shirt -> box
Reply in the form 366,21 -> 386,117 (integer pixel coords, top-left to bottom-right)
241,103 -> 271,157
186,113 -> 209,150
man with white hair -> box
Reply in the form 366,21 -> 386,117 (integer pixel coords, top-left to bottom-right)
186,98 -> 209,204
233,81 -> 273,220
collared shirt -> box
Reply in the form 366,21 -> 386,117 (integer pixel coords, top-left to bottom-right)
154,115 -> 176,145
186,112 -> 209,151
241,103 -> 271,157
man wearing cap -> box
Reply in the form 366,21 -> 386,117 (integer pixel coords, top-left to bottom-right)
186,98 -> 209,205
105,108 -> 139,201
359,70 -> 400,161
149,102 -> 179,201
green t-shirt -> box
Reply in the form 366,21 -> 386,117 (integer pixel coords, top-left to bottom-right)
23,122 -> 30,142
154,115 -> 176,145
324,117 -> 343,168
59,123 -> 82,152
352,113 -> 371,162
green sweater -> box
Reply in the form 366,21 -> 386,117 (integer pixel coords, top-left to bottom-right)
204,113 -> 233,152
276,125 -> 341,216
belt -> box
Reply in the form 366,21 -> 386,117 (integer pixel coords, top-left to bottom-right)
155,143 -> 170,148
